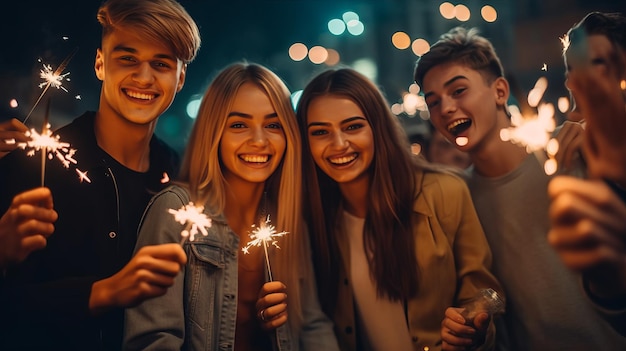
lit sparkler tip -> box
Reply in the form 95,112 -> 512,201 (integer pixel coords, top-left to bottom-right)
168,202 -> 212,243
241,215 -> 289,254
17,126 -> 76,169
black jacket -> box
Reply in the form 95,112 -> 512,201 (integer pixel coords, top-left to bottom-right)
0,112 -> 179,351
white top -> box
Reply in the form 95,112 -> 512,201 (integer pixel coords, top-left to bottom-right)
343,211 -> 413,351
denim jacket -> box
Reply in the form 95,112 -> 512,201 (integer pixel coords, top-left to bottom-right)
124,185 -> 339,351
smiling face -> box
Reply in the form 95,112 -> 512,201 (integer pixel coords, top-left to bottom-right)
306,95 -> 374,185
219,82 -> 286,186
95,27 -> 186,127
422,62 -> 508,153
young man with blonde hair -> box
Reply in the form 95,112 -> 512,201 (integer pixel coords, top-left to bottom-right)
0,0 -> 201,349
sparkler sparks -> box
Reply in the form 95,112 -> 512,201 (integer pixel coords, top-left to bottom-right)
38,63 -> 70,92
76,169 -> 91,183
17,124 -> 77,169
241,215 -> 288,281
23,48 -> 78,123
168,202 -> 212,244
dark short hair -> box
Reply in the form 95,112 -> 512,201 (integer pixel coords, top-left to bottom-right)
414,27 -> 504,88
567,11 -> 626,53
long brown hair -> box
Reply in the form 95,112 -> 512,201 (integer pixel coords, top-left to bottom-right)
296,68 -> 432,314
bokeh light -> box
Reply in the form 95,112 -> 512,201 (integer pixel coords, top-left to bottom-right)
309,46 -> 329,64
9,99 -> 18,108
186,96 -> 202,119
557,96 -> 570,113
352,58 -> 378,82
481,5 -> 498,22
411,38 -> 430,56
289,43 -> 308,61
455,4 -> 471,21
347,20 -> 365,36
342,11 -> 359,23
324,48 -> 341,66
328,19 -> 346,35
439,2 -> 456,19
392,31 -> 411,50
291,90 -> 303,110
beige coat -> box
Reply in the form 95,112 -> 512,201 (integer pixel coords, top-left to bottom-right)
332,170 -> 503,351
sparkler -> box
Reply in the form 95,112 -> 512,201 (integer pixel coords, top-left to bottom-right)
23,47 -> 78,123
15,99 -> 77,185
241,215 -> 288,281
499,76 -> 559,174
168,202 -> 212,244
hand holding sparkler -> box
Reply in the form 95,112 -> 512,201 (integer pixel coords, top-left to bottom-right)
0,118 -> 29,159
255,281 -> 288,330
0,187 -> 57,269
168,202 -> 212,244
89,243 -> 187,314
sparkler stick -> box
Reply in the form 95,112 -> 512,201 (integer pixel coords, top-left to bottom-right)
168,202 -> 212,245
241,215 -> 288,281
40,99 -> 50,186
23,47 -> 78,124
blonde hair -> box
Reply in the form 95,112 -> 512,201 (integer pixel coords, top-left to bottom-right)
179,62 -> 307,330
97,0 -> 201,63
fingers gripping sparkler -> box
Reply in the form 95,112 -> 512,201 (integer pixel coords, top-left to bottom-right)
168,202 -> 212,245
241,215 -> 288,281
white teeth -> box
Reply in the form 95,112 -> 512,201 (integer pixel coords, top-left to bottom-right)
329,154 -> 356,165
126,90 -> 155,100
241,155 -> 269,163
447,118 -> 470,132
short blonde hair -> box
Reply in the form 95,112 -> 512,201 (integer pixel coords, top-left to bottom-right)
97,0 -> 201,63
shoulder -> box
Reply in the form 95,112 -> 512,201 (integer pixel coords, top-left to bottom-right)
420,169 -> 469,197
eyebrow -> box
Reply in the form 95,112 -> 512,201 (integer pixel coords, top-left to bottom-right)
227,111 -> 279,119
112,45 -> 177,61
423,75 -> 467,99
307,116 -> 366,129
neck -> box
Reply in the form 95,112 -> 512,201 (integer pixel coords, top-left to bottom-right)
224,181 -> 265,236
338,175 -> 369,218
94,112 -> 155,172
471,137 -> 529,177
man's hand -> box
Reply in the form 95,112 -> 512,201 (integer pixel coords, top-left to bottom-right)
0,187 -> 57,268
89,243 -> 187,315
0,118 -> 29,159
548,176 -> 626,298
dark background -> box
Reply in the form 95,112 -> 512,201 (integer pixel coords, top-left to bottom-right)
1,0 -> 625,154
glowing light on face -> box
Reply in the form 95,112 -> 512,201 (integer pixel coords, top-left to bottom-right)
241,215 -> 288,281
168,202 -> 212,244
558,97 -> 570,113
455,136 -> 469,146
560,34 -> 571,54
17,125 -> 77,169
